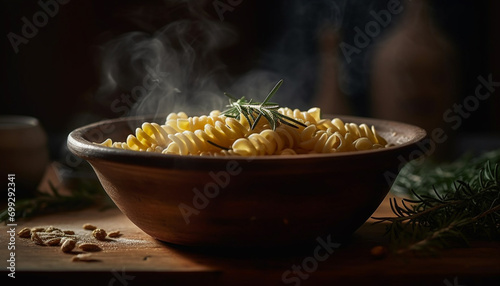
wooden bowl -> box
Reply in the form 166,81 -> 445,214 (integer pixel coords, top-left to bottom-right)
67,115 -> 426,249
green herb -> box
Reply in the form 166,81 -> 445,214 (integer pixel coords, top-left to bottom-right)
221,79 -> 307,131
373,149 -> 500,254
391,149 -> 500,199
1,171 -> 112,223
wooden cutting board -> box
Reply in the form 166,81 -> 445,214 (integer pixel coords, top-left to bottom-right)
1,196 -> 499,286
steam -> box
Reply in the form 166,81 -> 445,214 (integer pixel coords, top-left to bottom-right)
96,11 -> 236,119
95,1 -> 349,121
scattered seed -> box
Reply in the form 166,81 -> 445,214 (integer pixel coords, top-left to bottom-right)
31,232 -> 45,246
22,224 -> 113,258
52,230 -> 65,235
18,227 -> 31,238
45,237 -> 62,246
92,229 -> 107,241
31,227 -> 45,233
61,239 -> 76,253
60,237 -> 70,245
107,230 -> 121,238
72,253 -> 96,262
44,225 -> 63,233
83,223 -> 97,231
78,243 -> 102,252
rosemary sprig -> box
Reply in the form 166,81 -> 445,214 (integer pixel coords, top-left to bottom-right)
391,149 -> 500,198
0,167 -> 113,223
373,149 -> 500,254
221,79 -> 307,131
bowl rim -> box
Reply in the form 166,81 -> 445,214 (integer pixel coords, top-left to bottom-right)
67,114 -> 428,165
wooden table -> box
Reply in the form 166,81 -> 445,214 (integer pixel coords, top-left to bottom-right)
1,196 -> 500,286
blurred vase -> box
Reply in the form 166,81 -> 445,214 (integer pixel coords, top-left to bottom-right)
371,0 -> 458,160
314,24 -> 351,116
0,115 -> 49,197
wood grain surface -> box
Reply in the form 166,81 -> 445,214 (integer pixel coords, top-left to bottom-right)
1,196 -> 499,286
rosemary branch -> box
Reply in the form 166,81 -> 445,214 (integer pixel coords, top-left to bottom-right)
0,169 -> 112,223
374,149 -> 500,254
396,204 -> 500,255
221,79 -> 307,131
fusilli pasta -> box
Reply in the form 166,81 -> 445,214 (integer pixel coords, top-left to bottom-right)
97,107 -> 392,156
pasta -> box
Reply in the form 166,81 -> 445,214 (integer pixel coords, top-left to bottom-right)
97,107 -> 392,156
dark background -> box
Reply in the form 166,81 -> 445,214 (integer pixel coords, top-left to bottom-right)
2,0 -> 499,163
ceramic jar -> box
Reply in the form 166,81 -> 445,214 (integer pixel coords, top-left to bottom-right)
0,115 -> 49,197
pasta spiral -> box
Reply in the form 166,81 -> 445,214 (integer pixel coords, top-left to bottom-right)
231,128 -> 296,156
163,117 -> 251,155
100,122 -> 171,152
97,107 -> 392,156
